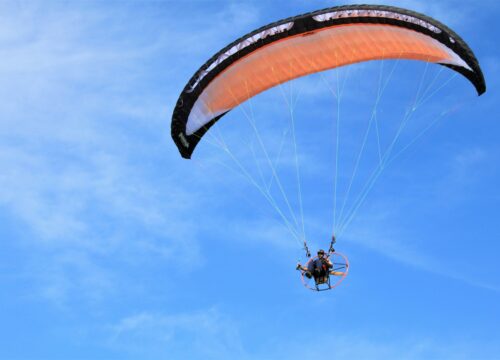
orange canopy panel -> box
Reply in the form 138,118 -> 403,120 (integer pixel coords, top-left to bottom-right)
187,24 -> 465,135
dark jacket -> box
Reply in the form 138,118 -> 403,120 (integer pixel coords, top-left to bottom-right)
307,257 -> 332,276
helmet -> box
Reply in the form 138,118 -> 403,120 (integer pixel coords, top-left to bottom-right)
317,249 -> 325,255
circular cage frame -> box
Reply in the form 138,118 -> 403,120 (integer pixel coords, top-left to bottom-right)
300,252 -> 349,291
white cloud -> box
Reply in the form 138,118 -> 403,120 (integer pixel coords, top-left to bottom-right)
107,308 -> 246,359
0,2 -> 244,305
344,211 -> 500,292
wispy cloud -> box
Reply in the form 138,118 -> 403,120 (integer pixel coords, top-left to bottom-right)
344,210 -> 500,292
0,1 -> 264,305
107,308 -> 246,359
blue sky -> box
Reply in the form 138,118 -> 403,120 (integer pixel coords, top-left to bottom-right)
1,1 -> 499,359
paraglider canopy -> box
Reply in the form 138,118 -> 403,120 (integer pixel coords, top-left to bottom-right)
171,4 -> 485,159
